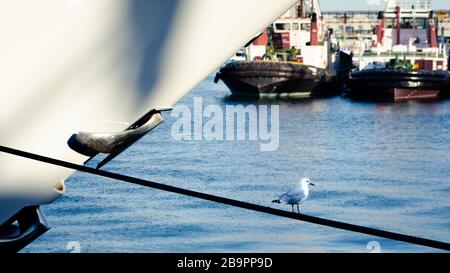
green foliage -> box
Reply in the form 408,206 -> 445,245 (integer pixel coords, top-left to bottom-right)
390,55 -> 413,70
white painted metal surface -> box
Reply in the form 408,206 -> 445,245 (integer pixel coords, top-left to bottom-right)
0,0 -> 297,225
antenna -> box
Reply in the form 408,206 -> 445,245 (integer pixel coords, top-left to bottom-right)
311,0 -> 321,19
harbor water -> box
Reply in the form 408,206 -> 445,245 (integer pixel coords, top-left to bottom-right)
23,73 -> 450,253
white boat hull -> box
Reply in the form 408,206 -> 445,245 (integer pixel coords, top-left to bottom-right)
0,0 -> 297,249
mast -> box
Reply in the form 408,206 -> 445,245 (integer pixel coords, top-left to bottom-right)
375,11 -> 385,46
396,6 -> 401,45
428,11 -> 438,48
298,0 -> 306,18
309,0 -> 322,46
311,0 -> 322,19
310,12 -> 319,46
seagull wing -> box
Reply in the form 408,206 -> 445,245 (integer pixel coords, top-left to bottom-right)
279,187 -> 305,204
285,187 -> 305,197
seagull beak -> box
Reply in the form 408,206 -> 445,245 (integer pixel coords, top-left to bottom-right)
309,183 -> 315,186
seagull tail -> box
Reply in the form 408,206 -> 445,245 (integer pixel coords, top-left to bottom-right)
272,199 -> 281,204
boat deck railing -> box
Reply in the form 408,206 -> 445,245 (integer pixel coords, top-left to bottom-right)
362,51 -> 447,59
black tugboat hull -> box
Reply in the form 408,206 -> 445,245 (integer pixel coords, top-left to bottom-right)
215,61 -> 338,98
218,75 -> 320,99
348,70 -> 449,101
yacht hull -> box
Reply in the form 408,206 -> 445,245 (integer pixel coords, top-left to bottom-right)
0,0 -> 297,251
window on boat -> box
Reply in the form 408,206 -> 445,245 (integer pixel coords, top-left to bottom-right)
275,23 -> 291,31
415,19 -> 427,29
301,23 -> 310,31
292,23 -> 299,31
401,18 -> 427,29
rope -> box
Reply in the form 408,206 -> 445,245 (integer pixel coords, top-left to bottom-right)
0,144 -> 449,251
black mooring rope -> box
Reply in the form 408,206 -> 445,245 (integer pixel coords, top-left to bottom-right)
0,144 -> 449,251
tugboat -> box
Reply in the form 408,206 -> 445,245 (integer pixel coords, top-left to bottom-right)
215,59 -> 337,99
214,0 -> 350,99
348,0 -> 449,101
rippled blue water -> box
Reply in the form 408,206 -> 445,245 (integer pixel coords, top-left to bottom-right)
23,73 -> 450,253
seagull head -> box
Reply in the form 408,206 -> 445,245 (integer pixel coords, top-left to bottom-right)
300,177 -> 315,187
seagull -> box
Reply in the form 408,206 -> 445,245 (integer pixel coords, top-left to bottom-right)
272,177 -> 315,213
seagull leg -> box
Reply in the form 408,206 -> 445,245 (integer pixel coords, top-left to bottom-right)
297,204 -> 300,214
291,205 -> 294,213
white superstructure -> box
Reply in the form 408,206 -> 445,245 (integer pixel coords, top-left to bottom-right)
357,0 -> 448,71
